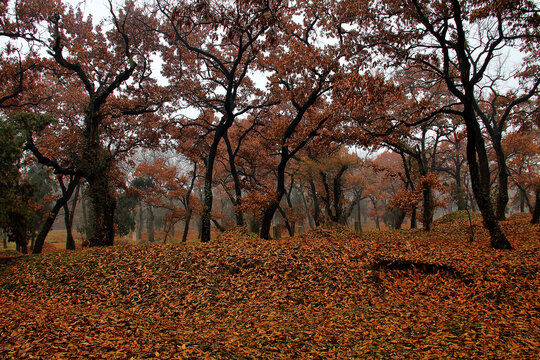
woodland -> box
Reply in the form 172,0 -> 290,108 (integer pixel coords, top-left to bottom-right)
0,0 -> 539,358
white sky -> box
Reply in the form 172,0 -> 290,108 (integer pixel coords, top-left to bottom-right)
66,0 -> 110,19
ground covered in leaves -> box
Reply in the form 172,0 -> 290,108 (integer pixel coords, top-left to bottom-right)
1,214 -> 539,359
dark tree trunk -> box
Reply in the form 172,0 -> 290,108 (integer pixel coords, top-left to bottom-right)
463,104 -> 511,249
182,210 -> 192,242
411,206 -> 417,229
488,132 -> 510,220
64,203 -> 75,250
200,169 -> 213,243
260,161 -> 287,239
278,205 -> 295,237
224,133 -> 244,226
86,174 -> 116,247
495,160 -> 509,220
33,176 -> 80,254
10,224 -> 27,254
309,176 -> 322,227
81,193 -> 88,238
61,178 -> 79,250
436,1 -> 511,249
519,188 -> 526,213
531,189 -> 539,224
422,186 -> 434,231
211,219 -> 225,232
260,201 -> 280,239
201,126 -> 227,243
331,165 -> 348,224
320,171 -> 333,221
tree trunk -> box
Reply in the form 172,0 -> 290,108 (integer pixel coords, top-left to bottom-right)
147,205 -> 154,242
211,219 -> 225,232
411,206 -> 417,229
86,174 -> 116,247
64,203 -> 75,250
308,176 -> 321,227
495,161 -> 509,220
463,104 -> 511,249
33,176 -> 80,254
332,165 -> 348,224
300,191 -> 315,229
278,205 -> 294,237
260,201 -> 280,239
531,189 -> 539,224
422,185 -> 434,231
81,193 -> 88,238
454,174 -> 467,212
201,127 -> 227,243
519,188 -> 526,213
10,223 -> 27,254
224,133 -> 244,226
356,200 -> 363,232
182,209 -> 192,242
62,178 -> 79,250
488,126 -> 509,220
260,161 -> 287,240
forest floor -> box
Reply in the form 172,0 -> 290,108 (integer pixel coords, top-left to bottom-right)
0,212 -> 538,359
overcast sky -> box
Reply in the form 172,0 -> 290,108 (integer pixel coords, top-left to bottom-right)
67,0 -> 112,20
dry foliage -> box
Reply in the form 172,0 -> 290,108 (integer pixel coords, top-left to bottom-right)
0,216 -> 539,359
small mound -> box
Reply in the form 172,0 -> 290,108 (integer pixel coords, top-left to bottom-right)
216,226 -> 260,242
297,221 -> 354,241
433,210 -> 481,226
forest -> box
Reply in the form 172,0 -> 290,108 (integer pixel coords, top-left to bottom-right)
0,0 -> 539,358
1,0 -> 538,252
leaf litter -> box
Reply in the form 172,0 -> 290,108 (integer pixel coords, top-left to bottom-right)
0,216 -> 538,359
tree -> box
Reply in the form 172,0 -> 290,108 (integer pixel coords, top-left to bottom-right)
255,0 -> 346,239
381,118 -> 451,231
504,110 -> 540,223
0,114 -> 52,253
474,81 -> 539,220
13,0 -> 165,249
157,0 -> 283,242
114,190 -> 137,238
338,0 -> 539,248
437,122 -> 469,211
300,147 -> 364,225
132,158 -> 195,242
